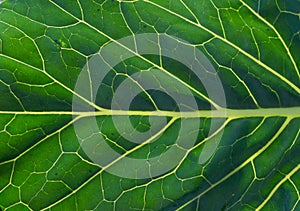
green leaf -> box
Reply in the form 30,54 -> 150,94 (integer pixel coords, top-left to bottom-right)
0,0 -> 299,210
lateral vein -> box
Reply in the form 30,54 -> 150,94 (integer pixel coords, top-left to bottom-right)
143,0 -> 300,94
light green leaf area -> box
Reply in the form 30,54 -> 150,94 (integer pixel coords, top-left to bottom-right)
0,0 -> 299,210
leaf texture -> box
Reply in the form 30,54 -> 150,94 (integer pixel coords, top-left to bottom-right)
0,0 -> 299,210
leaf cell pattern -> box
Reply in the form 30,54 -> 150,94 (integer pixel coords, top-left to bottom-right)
0,0 -> 299,210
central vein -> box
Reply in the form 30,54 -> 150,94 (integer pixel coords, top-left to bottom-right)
0,107 -> 299,118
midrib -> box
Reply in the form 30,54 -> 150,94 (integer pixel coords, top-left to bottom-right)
0,107 -> 299,118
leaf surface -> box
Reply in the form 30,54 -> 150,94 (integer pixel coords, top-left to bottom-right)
0,0 -> 299,210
